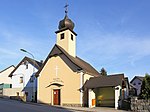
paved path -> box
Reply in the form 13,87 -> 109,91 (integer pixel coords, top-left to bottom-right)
61,106 -> 131,112
0,98 -> 131,112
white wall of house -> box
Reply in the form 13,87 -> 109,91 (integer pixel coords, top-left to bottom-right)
131,78 -> 142,95
88,89 -> 96,108
0,66 -> 14,84
11,62 -> 38,101
12,63 -> 37,88
115,85 -> 121,109
3,88 -> 24,97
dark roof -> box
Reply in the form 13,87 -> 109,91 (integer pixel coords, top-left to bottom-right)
84,74 -> 124,89
58,14 -> 75,30
130,76 -> 144,83
0,65 -> 15,74
55,27 -> 77,36
36,44 -> 100,77
9,57 -> 42,77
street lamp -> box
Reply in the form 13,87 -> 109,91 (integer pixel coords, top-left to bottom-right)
20,48 -> 35,102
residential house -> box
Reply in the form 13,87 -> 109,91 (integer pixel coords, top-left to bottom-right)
130,76 -> 144,96
8,57 -> 42,102
0,65 -> 15,97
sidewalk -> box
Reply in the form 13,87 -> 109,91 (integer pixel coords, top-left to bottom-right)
55,106 -> 131,112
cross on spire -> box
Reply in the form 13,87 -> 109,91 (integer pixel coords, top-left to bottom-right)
64,0 -> 69,15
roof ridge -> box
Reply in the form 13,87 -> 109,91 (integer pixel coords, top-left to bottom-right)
0,65 -> 15,73
36,44 -> 100,77
9,56 -> 42,77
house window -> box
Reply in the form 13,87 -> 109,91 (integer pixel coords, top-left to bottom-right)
138,82 -> 141,85
10,84 -> 12,88
24,61 -> 28,69
30,76 -> 34,83
16,92 -> 19,96
26,64 -> 28,69
60,33 -> 64,40
25,92 -> 28,96
71,34 -> 73,41
20,77 -> 23,83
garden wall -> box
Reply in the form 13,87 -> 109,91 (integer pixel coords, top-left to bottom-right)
131,97 -> 150,112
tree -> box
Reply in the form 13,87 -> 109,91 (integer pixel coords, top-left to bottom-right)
140,73 -> 150,99
100,68 -> 107,76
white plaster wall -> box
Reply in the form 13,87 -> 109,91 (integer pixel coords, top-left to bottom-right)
12,63 -> 38,89
115,85 -> 121,109
3,88 -> 24,97
11,62 -> 38,101
88,89 -> 95,108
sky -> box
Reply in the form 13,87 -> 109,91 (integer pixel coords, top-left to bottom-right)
0,0 -> 150,80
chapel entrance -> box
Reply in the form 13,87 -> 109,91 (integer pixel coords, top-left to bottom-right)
53,89 -> 60,105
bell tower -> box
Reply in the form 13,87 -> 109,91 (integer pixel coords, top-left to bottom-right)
55,4 -> 77,57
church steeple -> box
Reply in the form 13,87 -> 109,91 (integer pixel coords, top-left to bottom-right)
55,3 -> 77,57
58,3 -> 75,30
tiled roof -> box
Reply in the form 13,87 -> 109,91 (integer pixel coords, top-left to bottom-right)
84,74 -> 124,89
36,44 -> 100,77
9,57 -> 42,77
0,65 -> 15,74
130,76 -> 144,83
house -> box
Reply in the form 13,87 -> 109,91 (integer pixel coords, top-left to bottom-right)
129,83 -> 137,96
8,56 -> 42,102
83,74 -> 130,109
0,65 -> 15,84
130,76 -> 144,96
0,65 -> 15,97
36,10 -> 100,106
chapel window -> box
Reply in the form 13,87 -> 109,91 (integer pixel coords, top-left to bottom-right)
60,33 -> 64,40
71,34 -> 73,41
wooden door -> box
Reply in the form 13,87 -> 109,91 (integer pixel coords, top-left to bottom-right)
53,89 -> 60,105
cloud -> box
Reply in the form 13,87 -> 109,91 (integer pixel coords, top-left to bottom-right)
0,48 -> 17,56
0,27 -> 54,67
77,32 -> 150,69
0,29 -> 38,61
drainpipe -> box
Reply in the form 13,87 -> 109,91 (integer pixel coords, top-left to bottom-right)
80,71 -> 84,106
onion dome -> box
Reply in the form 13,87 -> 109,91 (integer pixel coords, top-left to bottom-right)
58,14 -> 75,30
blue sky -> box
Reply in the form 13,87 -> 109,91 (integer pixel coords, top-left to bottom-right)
0,0 -> 150,80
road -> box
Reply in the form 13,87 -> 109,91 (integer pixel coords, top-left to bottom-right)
0,99 -> 130,112
0,99 -> 74,112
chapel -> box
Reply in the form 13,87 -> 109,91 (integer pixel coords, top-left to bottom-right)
36,5 -> 100,106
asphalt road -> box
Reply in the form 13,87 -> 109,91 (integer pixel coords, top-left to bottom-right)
0,99 -> 75,112
0,99 -> 130,112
